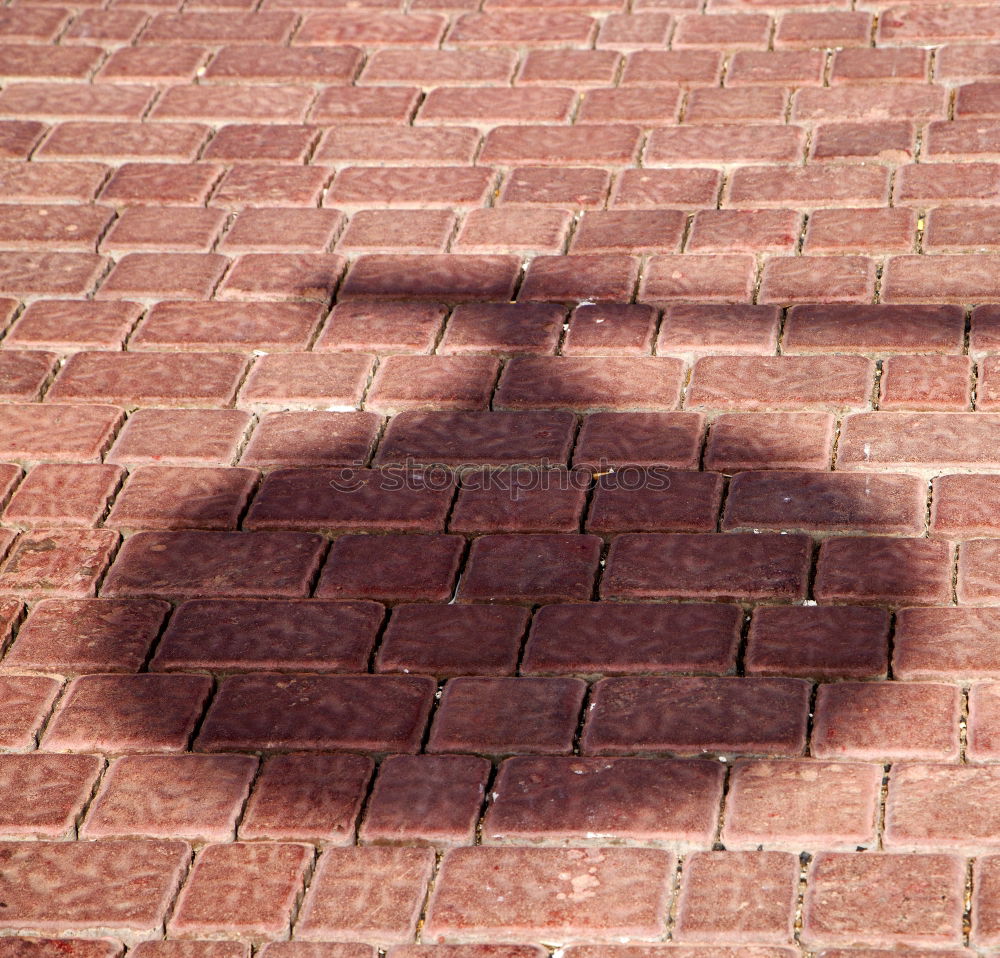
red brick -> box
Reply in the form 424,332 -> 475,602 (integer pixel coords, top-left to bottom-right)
498,166 -> 611,207
203,124 -> 318,164
596,12 -> 672,48
0,82 -> 154,121
43,673 -> 211,753
454,208 -> 572,254
969,682 -> 1000,760
569,211 -> 684,254
587,469 -> 722,534
106,408 -> 250,467
957,539 -> 1000,604
0,251 -> 107,297
5,597 -> 167,674
563,303 -> 657,355
426,847 -> 673,943
746,605 -> 889,680
803,207 -> 916,254
675,851 -> 798,943
0,203 -> 111,251
931,473 -> 1000,537
794,84 -> 946,123
802,852 -> 965,949
582,675 -> 810,757
376,410 -> 575,466
0,840 -> 189,940
0,160 -> 109,203
218,253 -> 345,304
896,162 -> 1000,206
727,165 -> 889,208
316,302 -> 445,354
318,126 -> 478,166
97,45 -> 208,85
221,209 -> 343,254
484,756 -> 722,845
831,46 -> 928,84
49,352 -> 245,408
241,411 -> 380,469
975,356 -> 1000,409
297,11 -> 445,45
131,945 -> 246,958
884,253 -> 1000,303
573,412 -> 704,469
0,7 -> 72,42
518,50 -> 620,86
100,162 -> 220,206
310,87 -> 421,124
418,86 -> 575,125
102,529 -> 326,600
97,252 -> 228,301
40,121 -> 209,162
168,842 -> 312,942
458,534 -> 602,604
784,304 -> 962,355
2,463 -> 122,528
315,533 -> 464,602
673,12 -> 770,48
337,209 -> 456,255
341,254 -> 519,303
974,854 -> 1000,947
0,674 -> 60,751
210,164 -> 330,208
360,754 -> 490,846
64,9 -> 147,45
648,123 -> 803,166
613,168 -> 721,207
141,10 -> 296,42
0,350 -> 57,400
362,49 -> 517,85
0,120 -> 46,159
685,209 -> 800,253
0,529 -> 118,600
440,303 -> 564,356
575,87 -> 681,125
0,468 -> 20,512
261,945 -> 372,958
0,753 -> 103,839
239,753 -> 373,842
204,44 -> 361,82
895,607 -> 1000,680
297,847 -> 435,944
687,355 -> 873,411
683,86 -> 788,125
197,673 -> 435,753
639,254 -> 756,303
938,42 -> 1000,81
722,759 -> 881,850
447,10 -> 596,46
958,81 -> 1000,117
925,206 -> 1000,250
655,305 -> 778,357
603,532 -> 810,601
776,10 -> 870,46
621,49 -> 721,85
522,602 -> 739,677
481,125 -> 641,166
82,754 -> 256,842
102,207 -> 226,255
813,680 -> 961,761
450,468 -> 587,535
0,403 -> 123,464
238,352 -> 370,410
152,83 -> 312,122
726,49 -> 824,86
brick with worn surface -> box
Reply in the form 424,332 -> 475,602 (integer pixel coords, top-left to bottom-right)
106,409 -> 250,467
894,607 -> 1000,680
0,753 -> 103,839
704,413 -> 835,472
3,463 -> 122,528
0,529 -> 118,600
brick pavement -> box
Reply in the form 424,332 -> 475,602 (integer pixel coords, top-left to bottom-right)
2,0 -> 1000,952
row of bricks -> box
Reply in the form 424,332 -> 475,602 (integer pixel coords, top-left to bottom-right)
5,524 -> 1000,605
3,8 -> 997,52
1,590 -> 999,681
5,747 -> 1000,854
14,248 -> 1000,304
6,403 -> 1000,475
10,203 -> 1000,260
3,300 -> 1000,360
3,841 -> 1000,950
2,666 -> 1000,760
10,460 -> 1000,540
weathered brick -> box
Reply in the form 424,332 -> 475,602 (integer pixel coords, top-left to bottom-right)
310,87 -> 421,125
803,208 -> 916,254
587,469 -> 723,534
685,209 -> 800,252
447,10 -> 596,47
0,160 -> 109,203
106,409 -> 250,467
341,254 -> 519,302
882,254 -> 1000,303
0,82 -> 154,121
362,49 -> 517,85
454,208 -> 572,254
315,302 -> 446,354
100,162 -> 221,206
895,607 -> 1000,680
141,11 -> 296,42
218,253 -> 345,304
211,164 -> 330,208
518,49 -> 620,86
0,674 -> 61,751
0,529 -> 118,600
639,254 -> 756,303
297,11 -> 446,45
880,356 -> 973,411
613,168 -> 722,208
328,166 -> 492,210
674,12 -> 770,48
204,44 -> 361,83
574,411 -> 703,469
0,203 -> 113,250
97,46 -> 208,85
0,404 -> 123,465
102,207 -> 226,255
685,86 -> 787,125
0,351 -> 56,402
0,753 -> 103,839
418,86 -> 575,125
481,125 -> 640,166
221,208 -> 343,252
498,166 -> 611,207
727,49 -> 824,86
794,84 -> 946,123
440,303 -> 564,355
238,352 -> 369,410
97,252 -> 228,301
620,49 -> 722,85
0,251 -> 107,297
570,210 -> 685,253
366,355 -> 498,413
240,411 -> 380,469
974,854 -> 1000,947
337,209 -> 456,254
657,304 -> 780,356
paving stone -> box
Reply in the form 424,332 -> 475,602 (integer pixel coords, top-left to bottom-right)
0,350 -> 58,401
4,597 -> 168,674
582,676 -> 810,757
310,88 -> 421,126
377,603 -> 528,677
882,253 -> 1000,304
0,594 -> 21,647
498,167 -> 611,207
971,305 -> 1000,356
298,10 -> 445,44
197,673 -> 435,753
974,854 -> 1000,948
722,759 -> 881,851
261,947 -> 372,958
587,469 -> 723,534
239,753 -> 373,842
483,756 -> 723,845
0,251 -> 108,297
142,11 -> 296,42
99,162 -> 220,206
0,674 -> 61,751
439,303 -> 564,356
814,536 -> 953,605
931,474 -> 1000,536
238,353 -> 371,410
0,529 -> 118,600
573,412 -> 704,470
102,208 -> 226,255
96,252 -> 229,301
362,48 -> 516,84
656,305 -> 779,357
366,356 -> 499,414
602,532 -> 810,601
812,681 -> 961,762
101,530 -> 327,600
220,209 -> 344,253
97,46 -> 208,85
649,127 -> 804,169
2,463 -> 123,528
704,413 -> 834,472
894,607 -> 1000,680
315,533 -> 464,603
880,356 -> 973,411
315,302 -> 446,354
613,170 -> 723,210
338,210 -> 457,255
81,754 -> 257,842
341,254 -> 520,303
391,948 -> 542,958
296,847 -> 436,944
746,605 -> 889,680
458,534 -> 601,604
106,409 -> 251,467
0,840 -> 189,941
0,120 -> 46,160
42,673 -> 212,754
240,412 -> 380,470
967,682 -> 1000,760
562,304 -> 657,356
218,254 -> 346,304
428,676 -> 585,755
0,940 -> 125,958
481,125 -> 641,167
168,842 -> 312,943
211,164 -> 329,208
316,126 -> 478,167
0,204 -> 113,252
205,45 -> 361,82
201,124 -> 319,165
4,301 -> 141,352
784,304 -> 963,355
0,160 -> 110,204
452,208 -> 572,255
516,248 -> 639,304
151,599 -> 381,674
802,852 -> 965,949
131,945 -> 248,958
959,539 -> 1000,604
726,49 -> 824,86
0,83 -> 155,122
759,256 -> 878,305
360,754 -> 490,846
424,846 -> 675,943
0,753 -> 103,839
